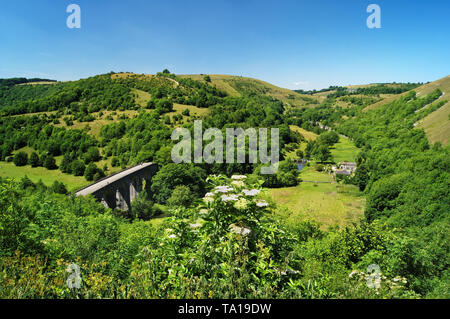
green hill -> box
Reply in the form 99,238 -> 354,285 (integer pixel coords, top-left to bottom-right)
415,75 -> 450,145
361,75 -> 450,145
178,74 -> 321,108
0,71 -> 448,299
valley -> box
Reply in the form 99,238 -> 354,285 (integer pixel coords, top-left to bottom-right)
0,71 -> 448,299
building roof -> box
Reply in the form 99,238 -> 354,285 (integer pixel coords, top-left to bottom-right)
335,170 -> 351,175
340,161 -> 357,166
74,162 -> 155,197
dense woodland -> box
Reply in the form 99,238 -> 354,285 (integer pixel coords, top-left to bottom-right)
0,72 -> 448,298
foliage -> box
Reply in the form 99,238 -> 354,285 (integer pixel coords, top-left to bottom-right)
13,152 -> 28,167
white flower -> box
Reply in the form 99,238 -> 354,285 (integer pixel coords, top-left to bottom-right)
203,196 -> 214,204
214,185 -> 233,193
204,192 -> 214,197
242,189 -> 260,196
231,180 -> 244,188
230,224 -> 251,236
349,271 -> 358,278
168,234 -> 177,239
231,175 -> 247,180
189,223 -> 202,229
234,198 -> 248,210
255,200 -> 268,207
221,194 -> 239,202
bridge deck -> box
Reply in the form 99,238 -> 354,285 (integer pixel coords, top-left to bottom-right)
74,162 -> 155,196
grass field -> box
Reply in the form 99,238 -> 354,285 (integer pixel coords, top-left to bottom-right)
167,103 -> 210,123
270,132 -> 363,229
300,166 -> 333,182
269,181 -> 365,229
132,88 -> 152,107
0,161 -> 89,192
330,136 -> 360,163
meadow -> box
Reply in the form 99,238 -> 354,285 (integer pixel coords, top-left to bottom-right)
0,161 -> 89,192
269,181 -> 365,229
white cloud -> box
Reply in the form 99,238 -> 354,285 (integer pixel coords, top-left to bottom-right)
293,81 -> 309,87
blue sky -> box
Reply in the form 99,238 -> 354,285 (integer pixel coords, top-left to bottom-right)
0,0 -> 449,89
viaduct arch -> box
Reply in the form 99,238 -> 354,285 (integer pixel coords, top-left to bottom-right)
74,162 -> 158,210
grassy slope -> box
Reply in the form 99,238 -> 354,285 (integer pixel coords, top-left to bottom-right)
415,75 -> 450,145
289,125 -> 318,141
330,136 -> 360,163
362,75 -> 450,145
0,162 -> 89,192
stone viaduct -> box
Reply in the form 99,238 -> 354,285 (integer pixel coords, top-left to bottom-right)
74,162 -> 158,210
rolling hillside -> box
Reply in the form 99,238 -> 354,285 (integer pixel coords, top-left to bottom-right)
178,74 -> 321,108
415,76 -> 450,145
362,75 -> 450,145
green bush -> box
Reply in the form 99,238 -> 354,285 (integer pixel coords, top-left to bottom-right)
13,152 -> 28,166
166,185 -> 195,207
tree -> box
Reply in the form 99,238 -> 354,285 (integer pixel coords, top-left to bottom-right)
151,163 -> 206,203
130,188 -> 157,220
51,181 -> 68,194
295,149 -> 304,159
71,160 -> 85,176
111,157 -> 120,167
84,146 -> 101,164
305,140 -> 315,159
43,154 -> 57,170
20,175 -> 35,190
276,159 -> 299,187
13,152 -> 28,166
317,131 -> 340,146
315,144 -> 332,163
29,152 -> 40,167
155,98 -> 173,114
167,185 -> 195,207
84,163 -> 100,181
204,75 -> 211,83
59,154 -> 72,173
353,163 -> 370,191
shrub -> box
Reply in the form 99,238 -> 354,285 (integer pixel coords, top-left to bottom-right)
111,157 -> 120,167
167,185 -> 195,207
84,163 -> 102,181
51,181 -> 68,194
43,154 -> 57,170
13,152 -> 28,166
71,160 -> 86,176
29,152 -> 40,167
